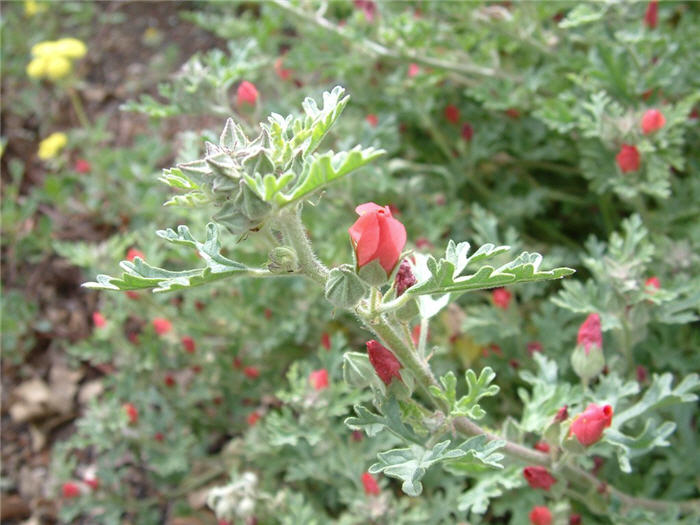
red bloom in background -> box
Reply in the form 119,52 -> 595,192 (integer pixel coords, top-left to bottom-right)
571,403 -> 613,446
492,288 -> 512,309
529,506 -> 552,525
274,57 -> 292,80
577,313 -> 602,354
237,81 -> 259,106
62,482 -> 81,499
636,365 -> 648,383
461,123 -> 474,141
444,104 -> 460,124
321,332 -> 331,351
366,340 -> 402,385
641,109 -> 666,134
92,311 -> 106,328
354,0 -> 377,22
569,515 -> 582,525
84,476 -> 99,490
616,144 -> 640,173
645,276 -> 661,290
349,202 -> 406,276
366,114 -> 378,127
644,0 -> 658,29
123,403 -> 138,425
408,63 -> 420,78
126,248 -> 145,262
309,369 -> 329,390
505,108 -> 521,119
244,366 -> 260,379
74,158 -> 91,173
181,336 -> 196,353
523,466 -> 557,490
361,471 -> 380,495
125,291 -> 139,300
247,411 -> 261,426
154,432 -> 165,442
152,317 -> 172,335
164,374 -> 176,387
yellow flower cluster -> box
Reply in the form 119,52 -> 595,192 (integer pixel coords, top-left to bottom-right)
24,0 -> 47,16
26,38 -> 87,81
38,132 -> 68,160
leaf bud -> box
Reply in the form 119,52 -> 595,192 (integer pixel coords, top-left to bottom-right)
325,266 -> 367,309
267,246 -> 298,273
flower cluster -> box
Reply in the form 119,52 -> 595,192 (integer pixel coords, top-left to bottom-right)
26,38 -> 87,81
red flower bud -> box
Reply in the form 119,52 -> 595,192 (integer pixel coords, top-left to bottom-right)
125,291 -> 139,300
152,317 -> 172,335
645,276 -> 661,290
534,441 -> 550,453
366,340 -> 402,385
274,57 -> 292,81
523,466 -> 556,491
309,369 -> 329,390
92,311 -> 106,328
126,248 -> 145,262
84,476 -> 99,490
123,402 -> 138,425
349,202 -> 407,276
243,366 -> 260,379
237,81 -> 258,106
529,506 -> 552,525
354,0 -> 377,22
366,114 -> 378,127
461,123 -> 474,141
527,341 -> 543,356
154,432 -> 164,442
644,0 -> 658,29
361,471 -> 380,495
444,104 -> 460,124
408,63 -> 420,78
394,259 -> 417,296
554,405 -> 569,422
352,430 -> 364,442
571,403 -> 613,446
641,109 -> 666,134
636,365 -> 648,383
264,308 -> 272,319
74,158 -> 91,173
569,514 -> 582,525
577,313 -> 602,354
247,411 -> 261,426
62,482 -> 81,499
164,374 -> 176,387
321,332 -> 331,351
616,144 -> 640,173
181,336 -> 196,353
492,288 -> 512,309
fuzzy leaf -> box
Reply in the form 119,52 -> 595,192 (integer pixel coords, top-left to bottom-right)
345,397 -> 421,444
369,440 -> 466,496
409,243 -> 574,296
83,223 -> 258,293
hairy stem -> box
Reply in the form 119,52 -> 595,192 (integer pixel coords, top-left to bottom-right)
276,206 -> 329,286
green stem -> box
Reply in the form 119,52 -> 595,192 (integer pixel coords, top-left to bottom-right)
67,87 -> 90,129
276,206 -> 329,286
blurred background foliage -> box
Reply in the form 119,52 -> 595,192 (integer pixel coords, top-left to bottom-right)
1,1 -> 698,524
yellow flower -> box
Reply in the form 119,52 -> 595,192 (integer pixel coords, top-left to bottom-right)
24,0 -> 47,17
38,132 -> 68,160
26,56 -> 48,78
31,41 -> 58,58
53,38 -> 87,59
46,56 -> 72,80
27,38 -> 86,81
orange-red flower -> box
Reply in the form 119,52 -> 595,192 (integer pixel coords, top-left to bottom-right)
349,202 -> 406,276
571,403 -> 613,446
366,340 -> 402,385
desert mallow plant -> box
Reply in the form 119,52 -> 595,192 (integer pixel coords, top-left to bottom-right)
85,87 -> 699,523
